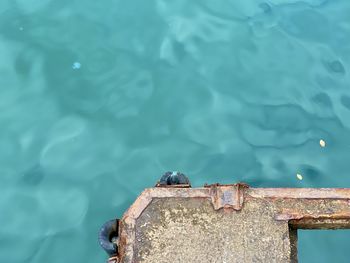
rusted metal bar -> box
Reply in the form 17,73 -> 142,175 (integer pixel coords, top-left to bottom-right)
103,182 -> 350,263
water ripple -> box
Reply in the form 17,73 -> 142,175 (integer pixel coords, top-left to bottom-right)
1,0 -> 350,262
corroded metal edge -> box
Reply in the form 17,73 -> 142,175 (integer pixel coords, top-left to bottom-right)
118,186 -> 350,262
275,212 -> 350,221
207,183 -> 248,210
247,188 -> 350,199
248,188 -> 350,229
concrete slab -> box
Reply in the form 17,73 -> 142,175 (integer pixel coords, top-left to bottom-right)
114,184 -> 350,263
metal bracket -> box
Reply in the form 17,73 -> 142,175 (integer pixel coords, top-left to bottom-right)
205,183 -> 249,210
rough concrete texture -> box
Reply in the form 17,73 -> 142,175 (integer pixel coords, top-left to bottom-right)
134,198 -> 292,263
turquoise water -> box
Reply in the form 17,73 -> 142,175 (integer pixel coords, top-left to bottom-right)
1,0 -> 350,262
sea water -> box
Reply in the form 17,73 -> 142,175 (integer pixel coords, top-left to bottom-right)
0,0 -> 349,262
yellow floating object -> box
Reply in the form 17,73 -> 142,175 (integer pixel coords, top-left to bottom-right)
297,173 -> 303,180
320,139 -> 326,147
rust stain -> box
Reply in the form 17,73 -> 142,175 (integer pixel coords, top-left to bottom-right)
108,256 -> 119,263
116,220 -> 127,263
207,183 -> 248,210
248,187 -> 350,199
204,182 -> 250,188
275,212 -> 350,221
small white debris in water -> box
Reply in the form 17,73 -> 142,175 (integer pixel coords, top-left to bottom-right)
19,27 -> 24,31
296,173 -> 303,180
319,139 -> 326,148
72,62 -> 81,69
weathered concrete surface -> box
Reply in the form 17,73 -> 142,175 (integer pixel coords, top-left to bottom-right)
135,198 -> 292,263
117,186 -> 350,263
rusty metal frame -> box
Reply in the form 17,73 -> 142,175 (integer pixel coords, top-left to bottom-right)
117,185 -> 350,262
249,188 -> 350,228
